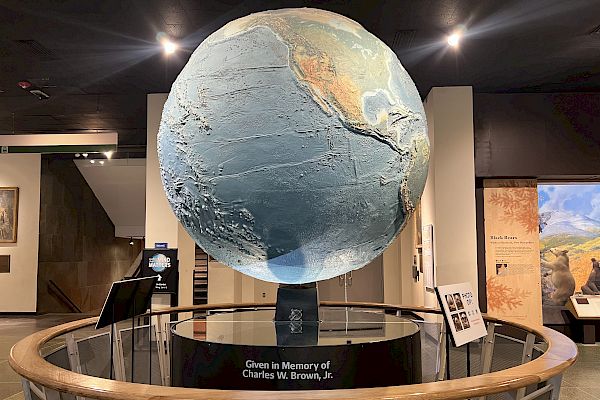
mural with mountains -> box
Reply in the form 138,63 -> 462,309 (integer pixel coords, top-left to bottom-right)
538,184 -> 600,302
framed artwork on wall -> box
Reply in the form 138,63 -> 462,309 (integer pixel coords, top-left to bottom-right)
0,187 -> 19,243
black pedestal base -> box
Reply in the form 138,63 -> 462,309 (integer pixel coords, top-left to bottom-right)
171,308 -> 422,390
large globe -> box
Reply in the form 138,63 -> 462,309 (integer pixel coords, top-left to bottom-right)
158,8 -> 429,284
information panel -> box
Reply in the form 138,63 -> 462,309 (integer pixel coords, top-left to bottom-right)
436,282 -> 487,347
140,249 -> 178,293
567,295 -> 600,319
483,179 -> 542,325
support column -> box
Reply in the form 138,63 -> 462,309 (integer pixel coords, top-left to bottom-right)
145,93 -> 195,307
420,87 -> 477,308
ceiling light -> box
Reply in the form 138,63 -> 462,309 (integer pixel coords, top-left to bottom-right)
447,32 -> 461,47
75,153 -> 80,157
90,160 -> 95,164
104,150 -> 113,159
447,26 -> 465,48
82,153 -> 88,158
162,39 -> 178,55
129,237 -> 134,246
99,160 -> 105,165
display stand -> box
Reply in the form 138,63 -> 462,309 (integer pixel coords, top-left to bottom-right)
566,295 -> 600,343
274,283 -> 319,346
96,276 -> 157,381
436,283 -> 487,380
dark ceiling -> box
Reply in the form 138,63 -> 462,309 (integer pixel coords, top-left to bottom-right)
1,0 -> 599,147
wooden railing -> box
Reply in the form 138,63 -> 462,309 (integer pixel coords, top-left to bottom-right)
9,301 -> 578,400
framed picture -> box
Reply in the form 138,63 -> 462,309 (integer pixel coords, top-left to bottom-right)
0,187 -> 19,243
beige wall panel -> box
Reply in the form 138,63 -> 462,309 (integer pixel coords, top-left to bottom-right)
0,154 -> 41,312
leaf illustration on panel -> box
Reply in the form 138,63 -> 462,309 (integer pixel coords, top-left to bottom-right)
486,276 -> 531,313
489,188 -> 538,234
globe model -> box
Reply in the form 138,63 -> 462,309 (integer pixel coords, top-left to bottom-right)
158,8 -> 429,284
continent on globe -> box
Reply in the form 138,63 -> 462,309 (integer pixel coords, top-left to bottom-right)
158,8 -> 430,284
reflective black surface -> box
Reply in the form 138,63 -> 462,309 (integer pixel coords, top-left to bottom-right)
171,308 -> 422,390
173,308 -> 419,347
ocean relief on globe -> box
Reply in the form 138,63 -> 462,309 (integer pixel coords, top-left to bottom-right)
158,8 -> 430,284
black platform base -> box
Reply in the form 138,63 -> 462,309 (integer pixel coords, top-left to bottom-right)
171,308 -> 422,390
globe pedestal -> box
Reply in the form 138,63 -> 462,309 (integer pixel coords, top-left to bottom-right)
170,308 -> 422,390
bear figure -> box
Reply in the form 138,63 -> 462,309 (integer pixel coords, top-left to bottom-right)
541,249 -> 575,306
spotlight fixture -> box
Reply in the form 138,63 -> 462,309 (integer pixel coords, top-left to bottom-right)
447,26 -> 465,48
447,32 -> 461,47
162,39 -> 178,55
104,150 -> 113,159
82,153 -> 88,158
129,237 -> 134,246
99,160 -> 105,165
90,160 -> 95,164
157,32 -> 178,55
75,153 -> 80,157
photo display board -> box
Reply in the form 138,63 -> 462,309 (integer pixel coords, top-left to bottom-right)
436,282 -> 487,347
140,249 -> 178,293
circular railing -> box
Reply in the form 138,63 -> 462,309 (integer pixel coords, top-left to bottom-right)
10,301 -> 577,400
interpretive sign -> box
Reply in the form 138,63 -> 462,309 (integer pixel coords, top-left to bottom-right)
140,249 -> 178,293
483,179 -> 542,325
422,224 -> 435,291
436,282 -> 487,347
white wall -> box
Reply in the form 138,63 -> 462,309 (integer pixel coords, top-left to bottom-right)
146,94 -> 179,247
75,158 -> 146,238
0,154 -> 41,312
207,260 -> 278,305
419,86 -> 478,308
383,236 -> 402,304
146,93 -> 195,307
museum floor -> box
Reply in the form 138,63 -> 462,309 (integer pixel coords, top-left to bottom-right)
0,315 -> 597,400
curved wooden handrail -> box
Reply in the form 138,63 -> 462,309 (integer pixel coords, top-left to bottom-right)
9,302 -> 577,400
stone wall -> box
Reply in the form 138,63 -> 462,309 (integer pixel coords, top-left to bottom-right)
37,157 -> 142,313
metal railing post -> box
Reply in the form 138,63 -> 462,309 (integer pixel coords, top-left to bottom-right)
515,333 -> 536,399
436,321 -> 447,381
